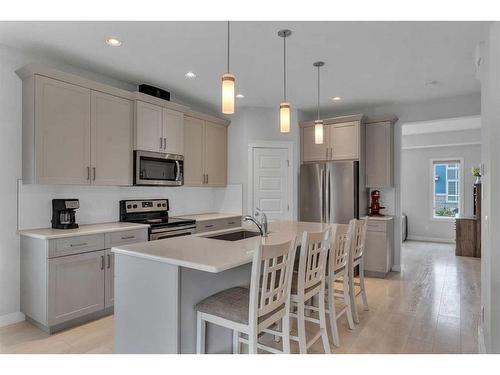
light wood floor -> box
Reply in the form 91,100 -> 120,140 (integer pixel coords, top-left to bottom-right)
0,241 -> 480,354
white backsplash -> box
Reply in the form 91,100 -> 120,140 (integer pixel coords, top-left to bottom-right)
17,182 -> 243,230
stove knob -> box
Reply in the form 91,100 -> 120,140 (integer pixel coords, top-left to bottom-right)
127,204 -> 132,209
157,203 -> 161,207
162,203 -> 166,207
133,204 -> 138,209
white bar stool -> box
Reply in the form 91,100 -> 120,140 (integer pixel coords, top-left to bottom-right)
271,229 -> 331,354
325,221 -> 356,347
195,238 -> 297,354
348,218 -> 369,323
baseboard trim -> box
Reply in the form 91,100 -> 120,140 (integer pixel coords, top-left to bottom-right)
0,311 -> 25,327
407,235 -> 455,244
478,324 -> 487,353
391,265 -> 401,272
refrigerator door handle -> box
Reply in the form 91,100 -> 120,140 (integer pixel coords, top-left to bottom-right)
325,166 -> 330,223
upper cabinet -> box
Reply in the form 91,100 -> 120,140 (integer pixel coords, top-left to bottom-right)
23,74 -> 133,185
365,119 -> 395,188
184,114 -> 228,187
301,116 -> 363,163
91,91 -> 133,186
134,99 -> 186,155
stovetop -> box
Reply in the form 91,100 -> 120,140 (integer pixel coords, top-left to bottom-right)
127,216 -> 195,228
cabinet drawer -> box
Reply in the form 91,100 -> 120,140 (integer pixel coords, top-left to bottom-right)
105,229 -> 148,248
366,221 -> 387,233
223,217 -> 241,230
49,234 -> 105,258
196,220 -> 222,233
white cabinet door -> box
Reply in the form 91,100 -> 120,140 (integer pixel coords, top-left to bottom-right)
35,75 -> 91,184
163,109 -> 184,155
329,121 -> 359,160
184,116 -> 205,186
91,91 -> 133,186
365,121 -> 393,187
48,250 -> 105,326
204,121 -> 227,187
302,125 -> 328,162
135,101 -> 163,152
105,249 -> 114,308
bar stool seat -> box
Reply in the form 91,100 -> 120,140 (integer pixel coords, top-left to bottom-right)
196,287 -> 251,325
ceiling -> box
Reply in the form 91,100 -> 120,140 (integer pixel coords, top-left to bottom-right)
0,21 -> 487,114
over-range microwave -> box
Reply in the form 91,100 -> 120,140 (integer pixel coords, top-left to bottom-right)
133,150 -> 184,186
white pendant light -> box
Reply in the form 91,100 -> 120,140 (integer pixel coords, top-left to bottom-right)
313,61 -> 325,144
278,29 -> 292,133
222,21 -> 235,114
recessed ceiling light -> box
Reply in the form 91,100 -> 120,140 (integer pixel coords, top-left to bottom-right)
332,96 -> 342,101
236,94 -> 245,99
105,37 -> 122,47
425,80 -> 439,86
185,71 -> 197,79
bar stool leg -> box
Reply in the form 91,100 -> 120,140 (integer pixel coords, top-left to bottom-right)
297,300 -> 307,354
196,312 -> 206,354
326,282 -> 340,347
359,259 -> 369,311
248,333 -> 258,354
318,285 -> 331,354
343,276 -> 355,330
282,316 -> 291,354
232,330 -> 240,354
349,266 -> 360,324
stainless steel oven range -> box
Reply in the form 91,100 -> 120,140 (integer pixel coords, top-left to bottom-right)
119,199 -> 196,241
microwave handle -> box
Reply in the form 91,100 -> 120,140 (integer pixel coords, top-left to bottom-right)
175,160 -> 181,181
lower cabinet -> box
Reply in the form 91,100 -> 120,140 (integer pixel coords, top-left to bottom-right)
48,250 -> 105,326
364,218 -> 394,278
105,249 -> 115,308
20,227 -> 147,333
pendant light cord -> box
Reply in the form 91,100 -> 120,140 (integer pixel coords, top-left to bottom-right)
283,35 -> 287,102
317,65 -> 320,120
227,21 -> 230,73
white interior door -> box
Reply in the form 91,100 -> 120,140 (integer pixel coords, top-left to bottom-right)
252,147 -> 291,221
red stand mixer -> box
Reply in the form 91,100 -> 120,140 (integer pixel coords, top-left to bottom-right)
368,190 -> 385,216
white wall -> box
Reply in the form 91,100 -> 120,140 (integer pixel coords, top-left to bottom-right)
302,93 -> 481,271
0,44 -> 241,325
401,129 -> 481,241
479,21 -> 500,354
227,106 -> 303,217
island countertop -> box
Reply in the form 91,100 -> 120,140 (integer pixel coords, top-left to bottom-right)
111,220 -> 332,273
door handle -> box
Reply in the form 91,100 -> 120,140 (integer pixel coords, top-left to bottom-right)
101,255 -> 105,270
107,254 -> 111,269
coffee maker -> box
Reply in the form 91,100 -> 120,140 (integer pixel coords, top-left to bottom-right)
52,199 -> 79,229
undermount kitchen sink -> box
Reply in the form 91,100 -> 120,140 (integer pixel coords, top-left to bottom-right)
205,230 -> 261,241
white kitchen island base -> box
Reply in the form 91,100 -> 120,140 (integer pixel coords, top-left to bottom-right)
114,253 -> 251,354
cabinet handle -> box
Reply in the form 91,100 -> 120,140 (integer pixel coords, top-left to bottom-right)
163,137 -> 167,150
107,254 -> 111,269
160,137 -> 163,150
87,166 -> 90,180
70,242 -> 88,247
206,174 -> 209,184
205,224 -> 215,228
101,255 -> 105,270
93,167 -> 96,181
228,221 -> 236,225
121,235 -> 135,240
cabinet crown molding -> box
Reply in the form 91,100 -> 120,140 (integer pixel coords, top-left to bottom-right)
299,114 -> 365,127
185,110 -> 230,126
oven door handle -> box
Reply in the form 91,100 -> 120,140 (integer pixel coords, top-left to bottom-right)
150,229 -> 194,241
150,225 -> 196,234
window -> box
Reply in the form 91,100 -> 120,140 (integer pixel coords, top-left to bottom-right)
432,160 -> 462,218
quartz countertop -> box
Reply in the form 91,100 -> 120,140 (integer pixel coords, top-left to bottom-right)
175,212 -> 242,222
112,220 -> 333,273
364,215 -> 394,221
18,222 -> 149,240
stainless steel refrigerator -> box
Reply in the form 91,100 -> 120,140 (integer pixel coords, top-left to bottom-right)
300,161 -> 364,224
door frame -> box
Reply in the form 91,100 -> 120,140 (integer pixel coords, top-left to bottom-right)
247,140 -> 295,220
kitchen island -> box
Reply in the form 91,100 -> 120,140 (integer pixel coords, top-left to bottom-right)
111,220 -> 332,354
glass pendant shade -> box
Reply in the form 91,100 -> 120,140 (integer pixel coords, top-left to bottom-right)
221,73 -> 235,114
280,102 -> 291,133
314,119 -> 324,144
